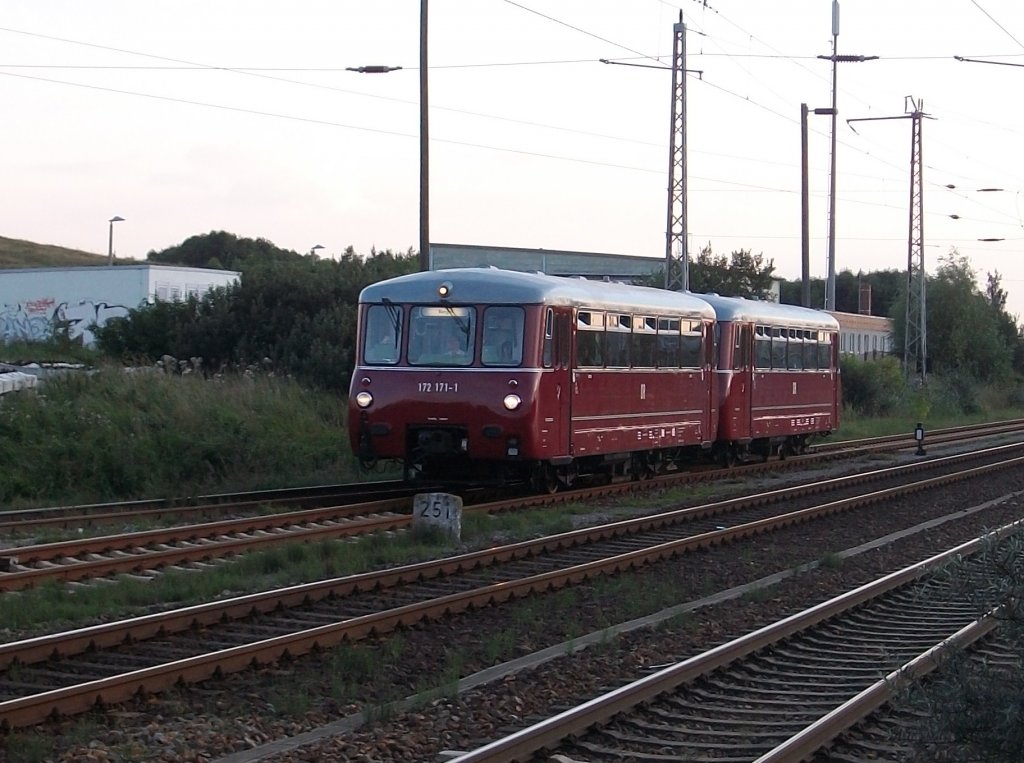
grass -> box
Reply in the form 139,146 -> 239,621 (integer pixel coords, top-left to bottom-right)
0,366 -> 360,509
0,235 -> 108,270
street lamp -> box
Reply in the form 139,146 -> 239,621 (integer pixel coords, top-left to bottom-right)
348,1 -> 429,272
108,216 -> 124,264
310,244 -> 325,256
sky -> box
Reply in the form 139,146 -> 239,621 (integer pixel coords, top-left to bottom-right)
5,1 -> 1024,316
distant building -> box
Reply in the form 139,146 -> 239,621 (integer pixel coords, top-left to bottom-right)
831,311 -> 893,360
430,243 -> 664,282
0,264 -> 239,346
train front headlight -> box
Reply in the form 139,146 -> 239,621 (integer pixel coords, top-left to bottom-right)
355,391 -> 374,409
502,393 -> 522,411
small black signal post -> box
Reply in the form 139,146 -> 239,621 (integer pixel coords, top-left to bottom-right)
914,422 -> 927,456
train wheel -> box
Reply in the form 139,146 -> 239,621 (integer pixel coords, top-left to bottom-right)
533,464 -> 561,494
631,454 -> 655,481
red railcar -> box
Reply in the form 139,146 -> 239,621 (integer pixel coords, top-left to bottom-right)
700,293 -> 841,463
349,268 -> 718,489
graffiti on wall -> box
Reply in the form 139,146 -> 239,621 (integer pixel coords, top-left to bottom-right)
1,298 -> 130,345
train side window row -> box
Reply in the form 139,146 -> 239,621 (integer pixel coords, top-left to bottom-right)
576,310 -> 704,369
753,325 -> 833,371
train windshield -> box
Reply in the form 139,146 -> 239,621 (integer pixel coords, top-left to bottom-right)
408,305 -> 476,367
363,303 -> 402,365
481,306 -> 524,366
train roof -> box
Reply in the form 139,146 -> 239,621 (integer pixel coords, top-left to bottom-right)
697,292 -> 840,330
360,267 -> 716,319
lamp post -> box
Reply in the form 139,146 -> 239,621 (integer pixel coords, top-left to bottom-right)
310,244 -> 325,257
107,216 -> 124,265
347,0 -> 428,272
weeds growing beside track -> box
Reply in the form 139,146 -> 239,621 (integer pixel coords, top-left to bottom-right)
0,367 -> 360,508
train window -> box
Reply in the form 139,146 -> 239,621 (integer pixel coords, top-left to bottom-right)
787,328 -> 803,370
770,327 -> 787,369
680,324 -> 702,369
818,333 -> 832,369
633,315 -> 657,368
803,332 -> 818,370
408,305 -> 476,367
482,306 -> 524,367
606,314 -> 630,368
754,325 -> 771,369
577,309 -> 605,368
657,319 -> 681,367
363,304 -> 403,365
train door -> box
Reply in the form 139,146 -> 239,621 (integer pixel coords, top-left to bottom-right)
538,307 -> 572,457
736,322 -> 753,438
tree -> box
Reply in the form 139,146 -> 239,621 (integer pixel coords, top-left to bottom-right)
890,250 -> 1016,381
779,269 -> 903,315
97,233 -> 419,392
688,244 -> 776,299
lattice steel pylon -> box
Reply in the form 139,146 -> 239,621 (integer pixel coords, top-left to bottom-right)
664,13 -> 688,292
848,96 -> 931,382
904,98 -> 928,383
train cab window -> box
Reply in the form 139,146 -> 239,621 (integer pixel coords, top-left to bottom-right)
633,316 -> 657,368
606,313 -> 631,368
681,320 -> 702,368
363,304 -> 403,365
754,325 -> 771,370
577,310 -> 605,368
657,318 -> 681,367
482,306 -> 524,367
770,327 -> 787,369
787,328 -> 803,370
408,305 -> 476,367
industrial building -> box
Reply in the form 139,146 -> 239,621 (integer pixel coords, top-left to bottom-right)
0,264 -> 239,346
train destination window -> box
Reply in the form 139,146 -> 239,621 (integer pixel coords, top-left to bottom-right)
363,304 -> 402,365
408,305 -> 476,367
482,306 -> 524,367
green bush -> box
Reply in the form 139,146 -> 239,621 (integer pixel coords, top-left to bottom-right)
839,356 -> 907,416
0,368 -> 357,507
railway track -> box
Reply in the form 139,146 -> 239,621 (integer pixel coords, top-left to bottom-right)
447,522 -> 1019,763
2,422 -> 1023,592
3,418 -> 1021,538
2,444 -> 1023,730
0,479 -> 418,534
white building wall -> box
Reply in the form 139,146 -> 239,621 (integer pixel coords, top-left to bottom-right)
0,265 -> 239,346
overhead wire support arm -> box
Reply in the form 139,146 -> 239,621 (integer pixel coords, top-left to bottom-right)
848,97 -> 933,383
